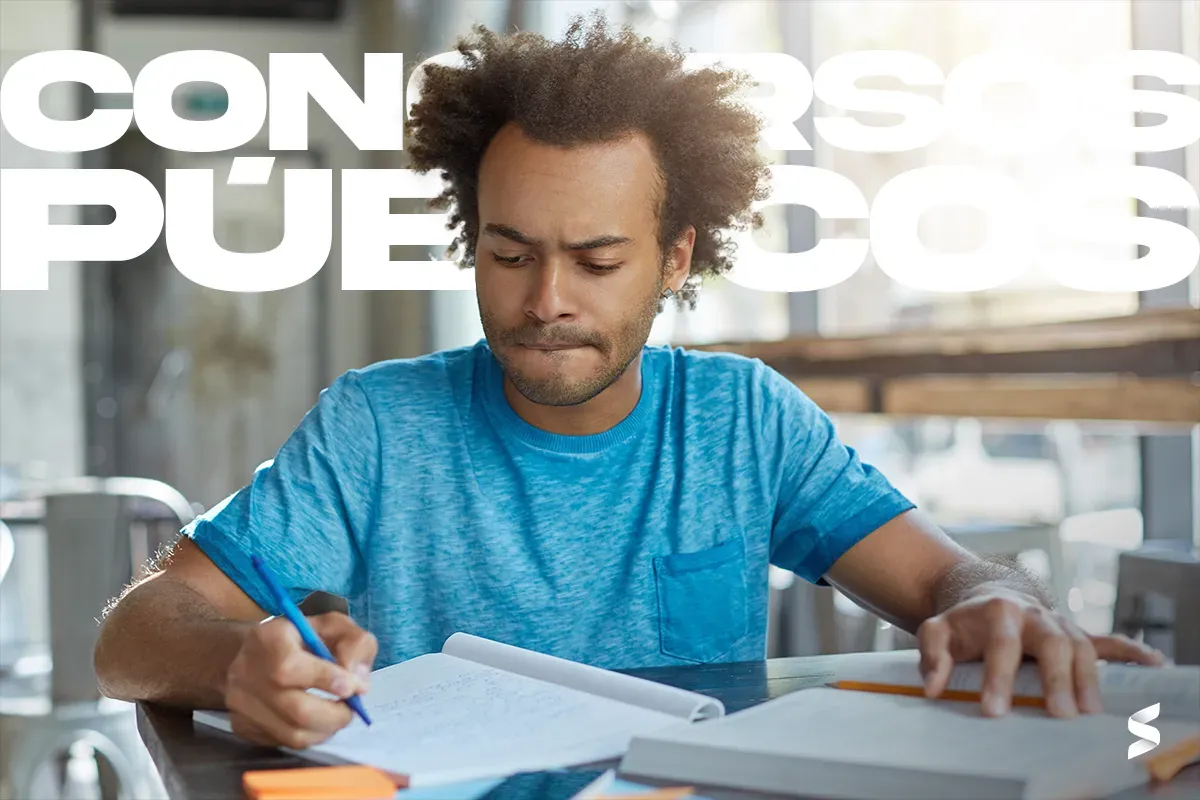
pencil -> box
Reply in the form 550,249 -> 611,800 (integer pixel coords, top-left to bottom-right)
831,680 -> 1045,709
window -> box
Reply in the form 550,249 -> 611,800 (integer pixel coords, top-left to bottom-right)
811,0 -> 1140,335
807,0 -> 1150,637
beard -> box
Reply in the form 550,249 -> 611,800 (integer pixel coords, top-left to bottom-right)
479,278 -> 663,407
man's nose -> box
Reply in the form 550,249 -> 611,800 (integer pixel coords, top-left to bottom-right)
525,261 -> 574,323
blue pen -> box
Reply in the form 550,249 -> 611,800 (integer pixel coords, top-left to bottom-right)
250,554 -> 372,726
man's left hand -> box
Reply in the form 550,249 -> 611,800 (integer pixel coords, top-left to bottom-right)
916,587 -> 1165,718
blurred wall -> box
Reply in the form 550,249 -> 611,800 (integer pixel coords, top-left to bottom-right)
96,0 -> 371,380
0,1 -> 85,487
89,2 -> 376,507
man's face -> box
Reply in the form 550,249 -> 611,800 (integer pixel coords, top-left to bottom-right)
474,123 -> 688,407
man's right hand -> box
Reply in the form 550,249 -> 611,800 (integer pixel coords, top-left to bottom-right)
224,612 -> 378,748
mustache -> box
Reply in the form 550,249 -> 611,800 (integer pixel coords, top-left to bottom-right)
500,325 -> 606,351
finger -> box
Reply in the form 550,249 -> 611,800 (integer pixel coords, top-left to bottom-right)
1092,634 -> 1165,666
273,687 -> 355,738
1069,631 -> 1103,714
254,616 -> 304,659
272,649 -> 365,698
980,600 -> 1024,717
228,713 -> 278,748
228,686 -> 295,748
331,630 -> 379,687
228,686 -> 335,750
917,616 -> 954,698
308,612 -> 361,645
309,614 -> 373,676
1024,612 -> 1077,718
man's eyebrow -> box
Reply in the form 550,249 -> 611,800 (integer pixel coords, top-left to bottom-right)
482,223 -> 632,251
484,224 -> 541,246
565,233 -> 633,251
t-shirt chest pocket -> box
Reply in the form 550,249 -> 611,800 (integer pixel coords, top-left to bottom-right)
652,535 -> 749,664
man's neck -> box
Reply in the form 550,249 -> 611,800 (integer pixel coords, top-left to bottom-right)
502,353 -> 644,436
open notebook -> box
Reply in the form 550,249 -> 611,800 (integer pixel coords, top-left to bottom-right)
194,633 -> 723,788
620,653 -> 1200,800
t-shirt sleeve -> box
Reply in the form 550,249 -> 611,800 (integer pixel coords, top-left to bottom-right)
761,364 -> 915,584
183,370 -> 379,613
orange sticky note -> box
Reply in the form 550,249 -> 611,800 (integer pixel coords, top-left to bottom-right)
243,765 -> 397,800
601,789 -> 694,800
1144,734 -> 1200,783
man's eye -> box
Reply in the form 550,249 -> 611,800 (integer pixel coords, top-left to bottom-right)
582,262 -> 622,273
492,254 -> 527,265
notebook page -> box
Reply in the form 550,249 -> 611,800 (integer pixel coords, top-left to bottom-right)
302,652 -> 682,787
1094,662 -> 1200,720
441,633 -> 725,721
833,650 -> 1200,720
624,687 -> 1200,797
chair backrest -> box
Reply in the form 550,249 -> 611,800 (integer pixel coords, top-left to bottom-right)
39,477 -> 194,705
0,520 -> 12,586
0,519 -> 28,670
40,477 -> 195,526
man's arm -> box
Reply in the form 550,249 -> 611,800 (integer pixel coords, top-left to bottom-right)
825,509 -> 1163,718
821,509 -> 1051,630
95,536 -> 376,748
93,370 -> 382,747
755,364 -> 1160,718
93,537 -> 265,708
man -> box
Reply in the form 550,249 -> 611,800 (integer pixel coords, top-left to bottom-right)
94,14 -> 1161,750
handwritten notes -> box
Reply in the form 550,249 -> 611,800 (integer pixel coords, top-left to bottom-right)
311,653 -> 679,787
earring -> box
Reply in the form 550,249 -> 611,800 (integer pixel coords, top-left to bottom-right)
661,288 -> 675,299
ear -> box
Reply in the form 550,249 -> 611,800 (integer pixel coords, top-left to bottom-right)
662,225 -> 696,293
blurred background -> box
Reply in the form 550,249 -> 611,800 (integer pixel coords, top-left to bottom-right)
0,1 -> 1197,798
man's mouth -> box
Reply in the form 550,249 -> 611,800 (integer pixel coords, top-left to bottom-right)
520,342 -> 584,351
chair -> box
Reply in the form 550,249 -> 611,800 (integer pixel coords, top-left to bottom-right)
0,477 -> 192,800
0,522 -> 12,585
767,566 -> 839,657
0,520 -> 30,675
1112,540 -> 1200,665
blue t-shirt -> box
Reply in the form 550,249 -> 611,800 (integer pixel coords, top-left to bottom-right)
186,340 -> 914,670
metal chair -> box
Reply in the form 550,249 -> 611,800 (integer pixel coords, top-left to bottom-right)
767,566 -> 839,657
0,519 -> 29,675
0,521 -> 12,585
0,477 -> 193,800
1112,540 -> 1200,665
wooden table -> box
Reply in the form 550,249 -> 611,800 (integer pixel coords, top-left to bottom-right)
137,655 -> 1200,800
